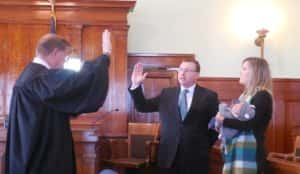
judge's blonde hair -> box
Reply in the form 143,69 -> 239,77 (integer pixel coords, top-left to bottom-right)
242,57 -> 273,97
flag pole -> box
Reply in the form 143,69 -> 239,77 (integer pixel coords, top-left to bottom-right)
49,0 -> 56,33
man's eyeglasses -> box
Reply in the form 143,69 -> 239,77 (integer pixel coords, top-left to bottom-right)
177,68 -> 198,73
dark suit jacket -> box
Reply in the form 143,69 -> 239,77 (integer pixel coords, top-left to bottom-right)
129,84 -> 219,172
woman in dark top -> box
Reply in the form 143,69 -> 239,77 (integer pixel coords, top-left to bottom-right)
216,57 -> 273,174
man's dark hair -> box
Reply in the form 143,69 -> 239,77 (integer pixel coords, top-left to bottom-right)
36,33 -> 71,57
182,59 -> 201,72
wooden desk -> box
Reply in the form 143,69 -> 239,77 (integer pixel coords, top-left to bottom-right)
268,155 -> 300,174
72,127 -> 101,174
71,115 -> 127,174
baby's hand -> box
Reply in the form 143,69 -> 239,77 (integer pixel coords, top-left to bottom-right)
231,103 -> 243,117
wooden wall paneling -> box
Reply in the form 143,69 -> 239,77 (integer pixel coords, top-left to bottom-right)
4,24 -> 48,118
0,1 -> 135,26
197,77 -> 243,101
285,80 -> 300,153
59,24 -> 83,56
0,1 -> 136,174
0,24 -> 9,118
104,29 -> 129,134
82,26 -> 103,61
128,53 -> 195,70
271,99 -> 286,153
0,24 -> 8,118
273,80 -> 290,153
273,79 -> 300,153
285,102 -> 300,153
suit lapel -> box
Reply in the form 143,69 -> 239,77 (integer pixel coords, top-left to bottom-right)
184,85 -> 202,121
173,87 -> 181,122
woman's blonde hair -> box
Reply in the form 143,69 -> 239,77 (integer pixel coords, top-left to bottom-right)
242,57 -> 273,97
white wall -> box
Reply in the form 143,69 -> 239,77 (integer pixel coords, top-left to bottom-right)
128,0 -> 300,78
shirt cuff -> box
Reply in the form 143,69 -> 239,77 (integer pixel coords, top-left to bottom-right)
130,84 -> 140,90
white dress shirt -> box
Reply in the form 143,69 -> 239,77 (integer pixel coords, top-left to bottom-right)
130,83 -> 196,112
33,57 -> 50,69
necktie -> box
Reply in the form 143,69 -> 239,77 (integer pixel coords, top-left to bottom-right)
179,89 -> 189,120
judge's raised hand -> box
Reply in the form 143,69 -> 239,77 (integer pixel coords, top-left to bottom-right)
102,29 -> 112,55
131,63 -> 148,88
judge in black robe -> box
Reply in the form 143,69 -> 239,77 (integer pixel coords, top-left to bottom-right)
5,31 -> 111,174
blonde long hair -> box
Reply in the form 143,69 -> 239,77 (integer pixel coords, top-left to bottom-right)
242,57 -> 273,97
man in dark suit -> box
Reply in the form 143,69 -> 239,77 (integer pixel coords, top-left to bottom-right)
129,60 -> 219,174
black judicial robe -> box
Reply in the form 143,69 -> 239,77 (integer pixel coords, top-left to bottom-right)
5,55 -> 110,174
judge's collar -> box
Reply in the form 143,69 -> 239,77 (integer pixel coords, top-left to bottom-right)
33,57 -> 50,69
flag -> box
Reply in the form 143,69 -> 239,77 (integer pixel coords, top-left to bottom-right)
49,0 -> 56,33
50,11 -> 56,33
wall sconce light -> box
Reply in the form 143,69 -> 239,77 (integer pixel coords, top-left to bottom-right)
231,1 -> 282,58
254,28 -> 269,59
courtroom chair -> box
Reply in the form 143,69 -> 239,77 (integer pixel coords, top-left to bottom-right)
268,136 -> 300,162
101,122 -> 160,174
